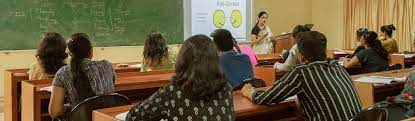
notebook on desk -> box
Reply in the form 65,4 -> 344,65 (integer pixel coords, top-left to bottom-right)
392,54 -> 415,59
354,76 -> 406,84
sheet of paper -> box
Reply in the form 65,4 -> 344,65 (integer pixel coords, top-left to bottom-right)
355,76 -> 406,84
40,86 -> 52,92
115,111 -> 129,121
130,64 -> 142,68
334,51 -> 347,55
404,54 -> 415,59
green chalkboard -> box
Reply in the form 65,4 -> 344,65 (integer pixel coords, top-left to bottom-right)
0,0 -> 183,50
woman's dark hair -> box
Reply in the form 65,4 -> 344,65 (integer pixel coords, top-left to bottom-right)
363,31 -> 389,60
211,29 -> 241,52
143,31 -> 169,68
297,31 -> 327,62
67,33 -> 95,102
292,25 -> 311,38
381,24 -> 396,37
255,11 -> 268,26
36,32 -> 68,75
356,28 -> 369,38
172,35 -> 227,100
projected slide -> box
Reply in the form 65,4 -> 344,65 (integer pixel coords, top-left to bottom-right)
191,0 -> 248,41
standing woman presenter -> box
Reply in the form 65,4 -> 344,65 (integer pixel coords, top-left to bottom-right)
251,11 -> 274,54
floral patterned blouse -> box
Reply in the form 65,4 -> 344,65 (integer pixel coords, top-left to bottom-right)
395,67 -> 415,116
126,84 -> 235,121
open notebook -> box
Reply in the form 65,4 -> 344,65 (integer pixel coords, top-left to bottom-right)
354,76 -> 406,84
114,95 -> 297,121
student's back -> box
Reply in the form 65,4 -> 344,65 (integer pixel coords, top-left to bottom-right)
355,48 -> 389,72
211,29 -> 254,88
29,32 -> 68,80
141,31 -> 175,72
49,33 -> 115,120
53,59 -> 115,108
126,35 -> 234,121
219,51 -> 253,87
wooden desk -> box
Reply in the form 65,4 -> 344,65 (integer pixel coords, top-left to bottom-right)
253,65 -> 287,86
351,69 -> 409,109
20,72 -> 174,121
5,62 -> 141,121
274,33 -> 294,53
326,50 -> 349,59
390,54 -> 415,68
256,53 -> 284,65
403,117 -> 415,121
93,92 -> 299,121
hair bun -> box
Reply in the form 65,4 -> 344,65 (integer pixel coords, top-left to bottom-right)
388,24 -> 396,31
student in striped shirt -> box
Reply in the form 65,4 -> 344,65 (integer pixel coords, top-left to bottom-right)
241,31 -> 362,121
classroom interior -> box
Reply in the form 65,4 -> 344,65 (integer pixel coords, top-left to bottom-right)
1,0 -> 415,121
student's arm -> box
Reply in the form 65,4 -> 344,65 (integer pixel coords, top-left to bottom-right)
49,85 -> 65,119
242,69 -> 302,104
343,56 -> 360,69
343,50 -> 365,69
274,45 -> 299,71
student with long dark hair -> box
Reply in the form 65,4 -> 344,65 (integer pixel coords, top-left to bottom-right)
251,11 -> 274,54
380,24 -> 398,53
211,28 -> 254,88
336,28 -> 368,57
126,35 -> 234,121
273,25 -> 310,71
29,32 -> 68,80
343,31 -> 389,73
141,31 -> 175,72
48,33 -> 116,119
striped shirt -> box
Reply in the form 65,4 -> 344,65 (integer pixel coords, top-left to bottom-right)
252,61 -> 362,121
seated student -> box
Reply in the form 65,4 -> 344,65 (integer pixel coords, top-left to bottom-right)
274,25 -> 310,71
126,35 -> 234,121
29,32 -> 68,80
241,31 -> 362,121
336,28 -> 368,58
343,31 -> 389,73
210,29 -> 254,88
380,24 -> 398,53
141,31 -> 175,72
49,33 -> 116,119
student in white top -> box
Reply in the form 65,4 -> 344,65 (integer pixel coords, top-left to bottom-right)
251,11 -> 274,54
273,25 -> 310,71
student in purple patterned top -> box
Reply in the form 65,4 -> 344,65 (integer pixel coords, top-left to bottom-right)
48,33 -> 116,120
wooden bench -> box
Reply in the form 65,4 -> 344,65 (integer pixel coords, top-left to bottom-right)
4,62 -> 141,121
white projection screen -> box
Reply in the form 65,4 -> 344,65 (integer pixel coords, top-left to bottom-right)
184,0 -> 252,42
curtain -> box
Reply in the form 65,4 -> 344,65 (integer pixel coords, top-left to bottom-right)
344,0 -> 415,51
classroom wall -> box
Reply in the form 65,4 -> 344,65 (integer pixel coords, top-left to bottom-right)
253,0 -> 312,36
311,0 -> 345,49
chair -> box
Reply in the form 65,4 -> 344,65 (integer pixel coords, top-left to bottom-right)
349,107 -> 388,121
69,93 -> 131,121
